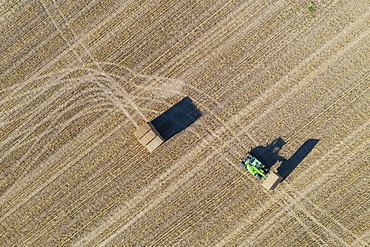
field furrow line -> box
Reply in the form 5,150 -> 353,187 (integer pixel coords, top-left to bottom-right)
223,12 -> 370,140
148,175 -> 244,246
278,189 -> 349,246
153,0 -> 287,80
314,170 -> 368,217
135,172 -> 228,245
0,0 -> 28,22
211,0 -> 349,100
79,143 -> 233,245
22,128 -> 179,243
304,193 -> 368,246
0,1 -> 49,53
23,132 -> 144,246
353,229 -> 370,247
166,186 -> 246,246
90,130 -> 268,246
296,120 -> 369,191
0,67 -> 84,106
38,0 -> 84,65
0,107 -> 112,208
259,74 -> 369,158
0,67 -> 121,112
123,0 -> 348,131
0,109 -> 120,221
0,99 -> 114,196
213,2 -> 367,105
292,118 -> 370,187
95,62 -> 257,153
31,122 -> 208,245
54,0 -> 109,26
234,207 -> 292,246
67,139 -> 215,245
14,0 -> 146,87
279,146 -> 369,246
161,0 -> 338,85
94,153 -> 220,246
98,0 -> 202,63
0,27 -> 70,86
58,7 -> 148,125
97,63 -> 258,147
0,83 -> 106,157
140,0 -> 280,76
0,99 -> 112,181
1,110 -> 119,226
86,86 -> 368,244
217,124 -> 370,246
66,147 -> 211,246
0,10 -> 49,65
99,0 -> 244,92
76,0 -> 148,48
0,90 -> 109,161
285,78 -> 370,144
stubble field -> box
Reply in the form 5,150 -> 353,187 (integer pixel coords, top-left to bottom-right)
1,0 -> 369,246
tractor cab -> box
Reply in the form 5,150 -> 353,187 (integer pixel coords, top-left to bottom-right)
239,153 -> 268,179
238,152 -> 283,190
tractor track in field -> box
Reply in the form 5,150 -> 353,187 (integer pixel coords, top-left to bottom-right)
38,0 -> 146,126
11,33 -> 368,244
217,122 -> 370,246
2,0 -> 370,245
0,111 -> 122,221
284,182 -> 367,246
0,100 -> 112,193
69,133 -> 254,247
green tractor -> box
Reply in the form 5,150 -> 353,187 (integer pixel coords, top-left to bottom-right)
239,153 -> 268,180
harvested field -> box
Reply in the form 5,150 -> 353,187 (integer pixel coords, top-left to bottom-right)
1,0 -> 369,246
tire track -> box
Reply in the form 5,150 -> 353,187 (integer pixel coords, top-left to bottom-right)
244,139 -> 370,246
38,0 -> 84,65
94,0 -> 204,64
38,0 -> 143,126
14,0 -> 143,91
83,51 -> 364,243
147,176 -> 245,246
96,62 -> 258,146
209,0 -> 363,106
88,131 -> 263,246
0,107 -> 113,206
0,82 -> 106,156
303,188 -> 368,246
0,98 -> 113,195
139,0 -> 282,76
217,121 -> 370,246
0,109 -> 122,222
21,127 -> 143,246
74,136 -> 238,246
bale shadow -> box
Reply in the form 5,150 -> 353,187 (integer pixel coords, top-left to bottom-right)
150,97 -> 201,141
277,139 -> 319,180
249,137 -> 286,170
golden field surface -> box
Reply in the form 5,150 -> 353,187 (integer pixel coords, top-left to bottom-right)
1,0 -> 369,246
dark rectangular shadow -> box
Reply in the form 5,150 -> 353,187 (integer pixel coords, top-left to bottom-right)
277,139 -> 319,180
150,97 -> 201,141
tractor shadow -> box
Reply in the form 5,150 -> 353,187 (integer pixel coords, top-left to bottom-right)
150,96 -> 201,141
249,137 -> 286,170
249,138 -> 319,181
